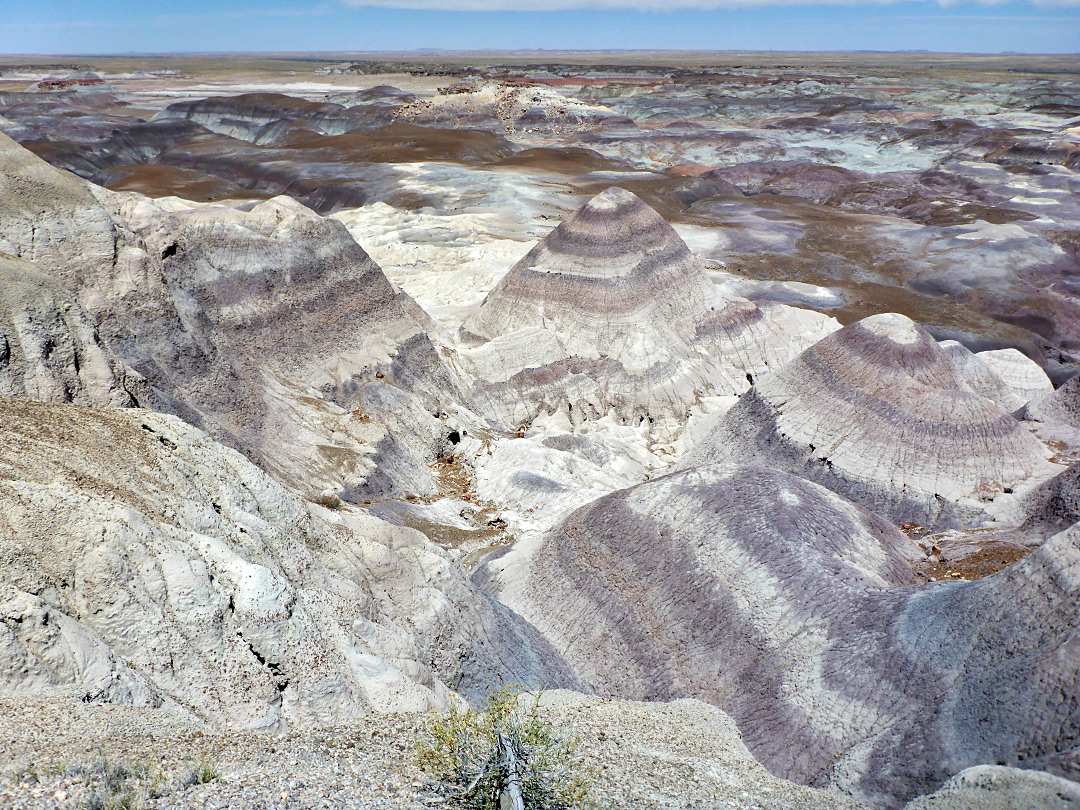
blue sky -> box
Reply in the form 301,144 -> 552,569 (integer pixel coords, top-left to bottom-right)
1,0 -> 1077,55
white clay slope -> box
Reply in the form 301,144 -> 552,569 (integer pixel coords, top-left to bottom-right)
457,187 -> 837,433
474,463 -> 1080,808
683,312 -> 1056,527
0,398 -> 580,728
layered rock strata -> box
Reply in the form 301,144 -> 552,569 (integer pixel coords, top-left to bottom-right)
974,348 -> 1054,406
683,313 -> 1053,527
158,93 -> 401,144
0,132 -> 458,500
475,464 -> 1080,808
458,187 -> 837,434
0,397 -> 579,727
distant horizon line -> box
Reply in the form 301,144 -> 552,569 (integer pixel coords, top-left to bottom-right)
2,48 -> 1078,57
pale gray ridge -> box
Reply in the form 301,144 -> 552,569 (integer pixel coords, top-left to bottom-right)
475,464 -> 1080,808
0,131 -> 460,501
0,397 -> 581,727
456,186 -> 836,433
683,312 -> 1052,528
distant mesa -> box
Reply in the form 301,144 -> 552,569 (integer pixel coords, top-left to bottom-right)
315,62 -> 369,75
394,79 -> 617,136
457,187 -> 837,433
26,71 -> 110,93
475,463 -> 1080,808
157,92 -> 402,144
682,312 -> 1054,528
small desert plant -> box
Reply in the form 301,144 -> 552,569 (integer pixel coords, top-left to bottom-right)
83,790 -> 138,810
312,494 -> 343,510
179,757 -> 220,788
416,687 -> 593,810
10,764 -> 40,785
75,759 -> 163,810
194,758 -> 220,784
10,760 -> 70,785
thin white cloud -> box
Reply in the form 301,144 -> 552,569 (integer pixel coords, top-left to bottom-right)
151,6 -> 333,26
342,0 -> 1080,8
0,5 -> 334,32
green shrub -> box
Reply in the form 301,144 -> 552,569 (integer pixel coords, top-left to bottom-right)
180,758 -> 220,788
194,759 -> 220,784
312,494 -> 343,510
83,789 -> 138,810
74,760 -> 163,810
416,687 -> 593,810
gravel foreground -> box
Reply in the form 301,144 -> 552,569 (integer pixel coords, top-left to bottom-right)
0,690 -> 868,810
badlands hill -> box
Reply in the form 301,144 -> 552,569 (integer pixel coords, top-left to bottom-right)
0,64 -> 1078,810
457,186 -> 835,434
475,464 -> 1079,806
682,313 -> 1053,528
0,131 -> 457,502
0,395 -> 583,727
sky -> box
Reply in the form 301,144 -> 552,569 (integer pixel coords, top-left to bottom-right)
0,0 -> 1077,55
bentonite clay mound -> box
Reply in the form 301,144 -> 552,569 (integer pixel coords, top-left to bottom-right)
0,397 -> 580,727
938,339 -> 1034,413
474,464 -> 1080,808
1023,372 -> 1080,451
462,186 -> 722,347
97,191 -> 459,494
1023,460 -> 1080,533
974,347 -> 1054,406
0,254 -> 142,408
683,312 -> 1053,528
457,187 -> 836,431
0,132 -> 462,501
0,131 -> 118,288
